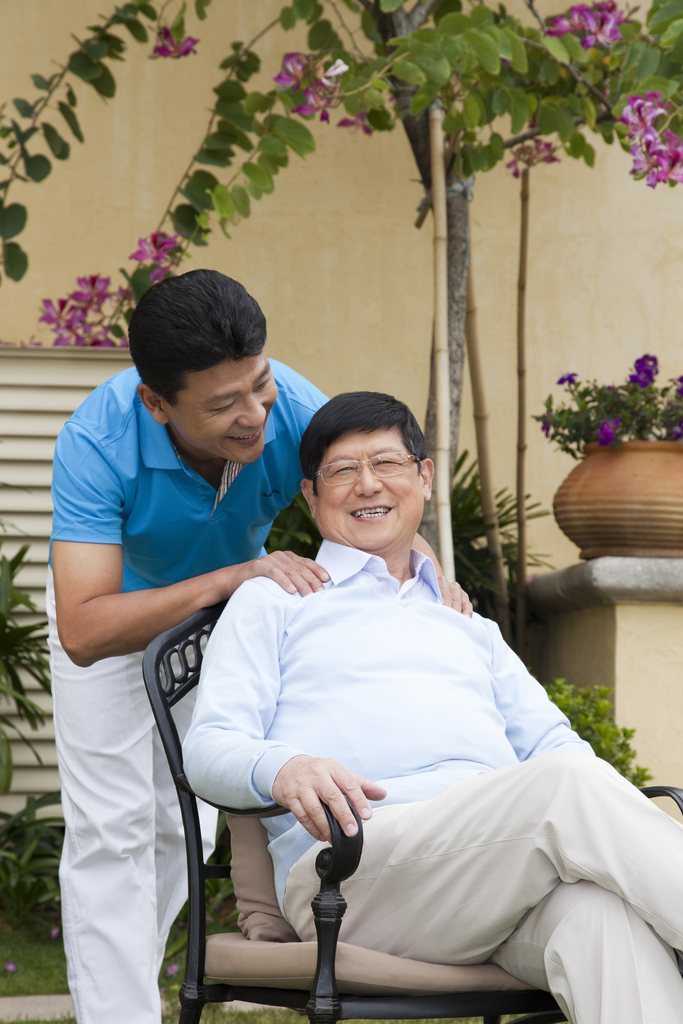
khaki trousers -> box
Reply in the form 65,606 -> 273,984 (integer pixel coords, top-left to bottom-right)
284,751 -> 683,1024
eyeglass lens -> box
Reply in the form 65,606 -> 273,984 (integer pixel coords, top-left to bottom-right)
321,453 -> 414,485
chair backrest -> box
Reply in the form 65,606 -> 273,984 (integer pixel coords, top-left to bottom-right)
142,601 -> 226,797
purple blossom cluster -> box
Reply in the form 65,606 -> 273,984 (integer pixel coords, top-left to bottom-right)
547,0 -> 627,48
618,94 -> 683,188
40,275 -> 131,348
273,53 -> 349,124
506,137 -> 560,178
130,231 -> 184,283
628,353 -> 658,387
151,27 -> 199,59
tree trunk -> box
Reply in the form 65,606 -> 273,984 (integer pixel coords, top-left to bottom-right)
516,168 -> 530,659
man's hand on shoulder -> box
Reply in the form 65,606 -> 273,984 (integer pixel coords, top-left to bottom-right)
228,552 -> 330,598
437,577 -> 474,617
271,755 -> 388,843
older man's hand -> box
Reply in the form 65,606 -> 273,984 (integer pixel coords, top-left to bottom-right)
272,755 -> 387,843
438,577 -> 474,617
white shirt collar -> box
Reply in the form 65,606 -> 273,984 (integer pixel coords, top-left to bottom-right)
315,538 -> 443,602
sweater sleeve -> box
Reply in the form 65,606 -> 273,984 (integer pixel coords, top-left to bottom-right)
182,580 -> 309,809
482,618 -> 595,761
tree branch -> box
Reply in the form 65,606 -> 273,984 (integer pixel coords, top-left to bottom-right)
406,0 -> 441,31
502,109 -> 612,148
524,0 -> 547,34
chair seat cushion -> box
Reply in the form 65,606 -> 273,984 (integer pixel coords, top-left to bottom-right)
205,932 -> 536,997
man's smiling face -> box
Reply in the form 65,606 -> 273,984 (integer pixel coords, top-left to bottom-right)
138,352 -> 278,465
301,427 -> 434,557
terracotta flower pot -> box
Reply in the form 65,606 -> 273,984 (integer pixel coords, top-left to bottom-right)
553,440 -> 683,559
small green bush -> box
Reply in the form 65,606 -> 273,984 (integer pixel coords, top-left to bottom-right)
0,792 -> 63,929
545,679 -> 651,787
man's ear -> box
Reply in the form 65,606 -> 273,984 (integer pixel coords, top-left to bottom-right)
137,383 -> 171,425
301,478 -> 317,519
420,458 -> 434,501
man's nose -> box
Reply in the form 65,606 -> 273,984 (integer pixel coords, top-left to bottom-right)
234,393 -> 267,426
354,463 -> 382,495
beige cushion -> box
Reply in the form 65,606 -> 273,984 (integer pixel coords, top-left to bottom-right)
226,814 -> 299,943
205,932 -> 534,996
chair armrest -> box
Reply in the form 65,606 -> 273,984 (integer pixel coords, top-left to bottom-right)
307,801 -> 363,1024
640,785 -> 683,818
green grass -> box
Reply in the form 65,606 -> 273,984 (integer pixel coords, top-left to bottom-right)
0,922 -> 68,995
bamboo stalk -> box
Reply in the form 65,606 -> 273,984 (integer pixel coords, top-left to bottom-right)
465,268 -> 512,643
516,168 -> 530,659
429,103 -> 456,582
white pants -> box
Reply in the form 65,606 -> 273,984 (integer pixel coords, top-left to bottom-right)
47,572 -> 217,1024
284,752 -> 683,1024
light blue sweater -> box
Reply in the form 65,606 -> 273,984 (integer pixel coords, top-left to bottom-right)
184,542 -> 593,908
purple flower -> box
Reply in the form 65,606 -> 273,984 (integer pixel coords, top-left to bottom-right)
597,418 -> 620,445
673,375 -> 683,397
547,1 -> 625,45
50,927 -> 60,940
618,93 -> 668,142
4,962 -> 16,973
166,964 -> 180,977
628,353 -> 658,387
71,274 -> 111,307
272,69 -> 298,89
557,372 -> 578,385
506,137 -> 560,177
337,112 -> 373,135
541,418 -> 552,437
152,27 -> 199,59
130,231 -> 183,282
275,54 -> 348,123
671,420 -> 683,440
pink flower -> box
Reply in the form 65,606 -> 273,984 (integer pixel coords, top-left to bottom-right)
50,928 -> 60,940
630,128 -> 669,188
130,231 -> 183,282
619,93 -> 668,141
71,275 -> 111,306
547,2 -> 625,46
274,53 -> 348,123
337,112 -> 373,135
506,137 -> 560,177
166,964 -> 180,977
152,27 -> 199,59
4,962 -> 16,973
663,131 -> 683,183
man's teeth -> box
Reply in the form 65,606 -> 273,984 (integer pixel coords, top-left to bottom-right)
351,507 -> 391,518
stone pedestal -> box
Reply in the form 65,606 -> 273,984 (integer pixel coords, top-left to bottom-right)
529,558 -> 683,787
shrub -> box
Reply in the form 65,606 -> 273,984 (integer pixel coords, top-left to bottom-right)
545,679 -> 651,786
0,793 -> 63,929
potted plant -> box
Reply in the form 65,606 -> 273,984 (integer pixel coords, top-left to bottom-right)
536,355 -> 683,559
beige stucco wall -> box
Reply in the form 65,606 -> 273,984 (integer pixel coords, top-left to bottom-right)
2,1 -> 683,574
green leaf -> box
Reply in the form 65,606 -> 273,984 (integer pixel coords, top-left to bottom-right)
195,0 -> 212,19
66,84 -> 77,107
244,91 -> 273,115
31,74 -> 56,91
181,170 -> 219,211
203,131 -> 237,153
568,131 -> 585,157
438,12 -> 470,34
82,37 -> 108,60
581,96 -> 596,128
470,5 -> 493,26
214,80 -> 247,102
128,264 -> 154,302
649,0 -> 683,31
464,92 -> 484,127
194,148 -> 231,167
293,0 -> 315,17
257,152 -> 282,176
280,6 -> 296,29
91,64 -> 116,98
171,203 -> 201,237
259,135 -> 288,156
662,16 -> 683,44
485,25 -> 512,61
272,116 -> 315,157
0,204 -> 27,241
409,84 -> 439,117
367,106 -> 393,131
42,123 -> 70,160
231,184 -> 251,217
308,19 -> 342,50
58,102 -> 84,142
242,161 -> 274,194
636,45 -> 661,80
209,183 -> 233,219
639,74 -> 675,93
442,110 -> 464,132
246,179 -> 263,199
583,141 -> 595,166
138,1 -> 157,17
503,28 -> 528,73
123,18 -> 148,42
543,35 -> 570,63
561,32 -> 585,60
510,91 -> 529,133
380,0 -> 404,10
409,40 -> 452,83
68,50 -> 103,82
392,59 -> 427,85
3,242 -> 28,281
0,733 -> 12,796
23,153 -> 51,182
463,29 -> 500,74
215,99 -> 253,132
13,99 -> 35,119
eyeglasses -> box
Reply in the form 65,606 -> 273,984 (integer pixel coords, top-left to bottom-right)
316,452 -> 420,487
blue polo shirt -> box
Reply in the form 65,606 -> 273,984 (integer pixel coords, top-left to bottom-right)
50,361 -> 327,593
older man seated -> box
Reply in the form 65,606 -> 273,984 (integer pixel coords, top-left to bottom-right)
184,391 -> 683,1024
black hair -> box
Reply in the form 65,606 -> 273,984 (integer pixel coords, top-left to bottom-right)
300,391 -> 428,492
128,269 -> 267,402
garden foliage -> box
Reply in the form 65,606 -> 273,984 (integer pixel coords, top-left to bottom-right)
0,793 -> 63,929
545,679 -> 652,786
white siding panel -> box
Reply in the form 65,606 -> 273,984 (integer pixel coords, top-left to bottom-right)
0,349 -> 133,814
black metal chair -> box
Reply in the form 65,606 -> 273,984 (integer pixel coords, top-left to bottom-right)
142,601 -> 683,1024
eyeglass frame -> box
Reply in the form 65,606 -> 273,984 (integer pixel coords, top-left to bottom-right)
314,451 -> 423,487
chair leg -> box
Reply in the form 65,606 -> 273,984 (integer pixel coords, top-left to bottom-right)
178,1001 -> 204,1024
